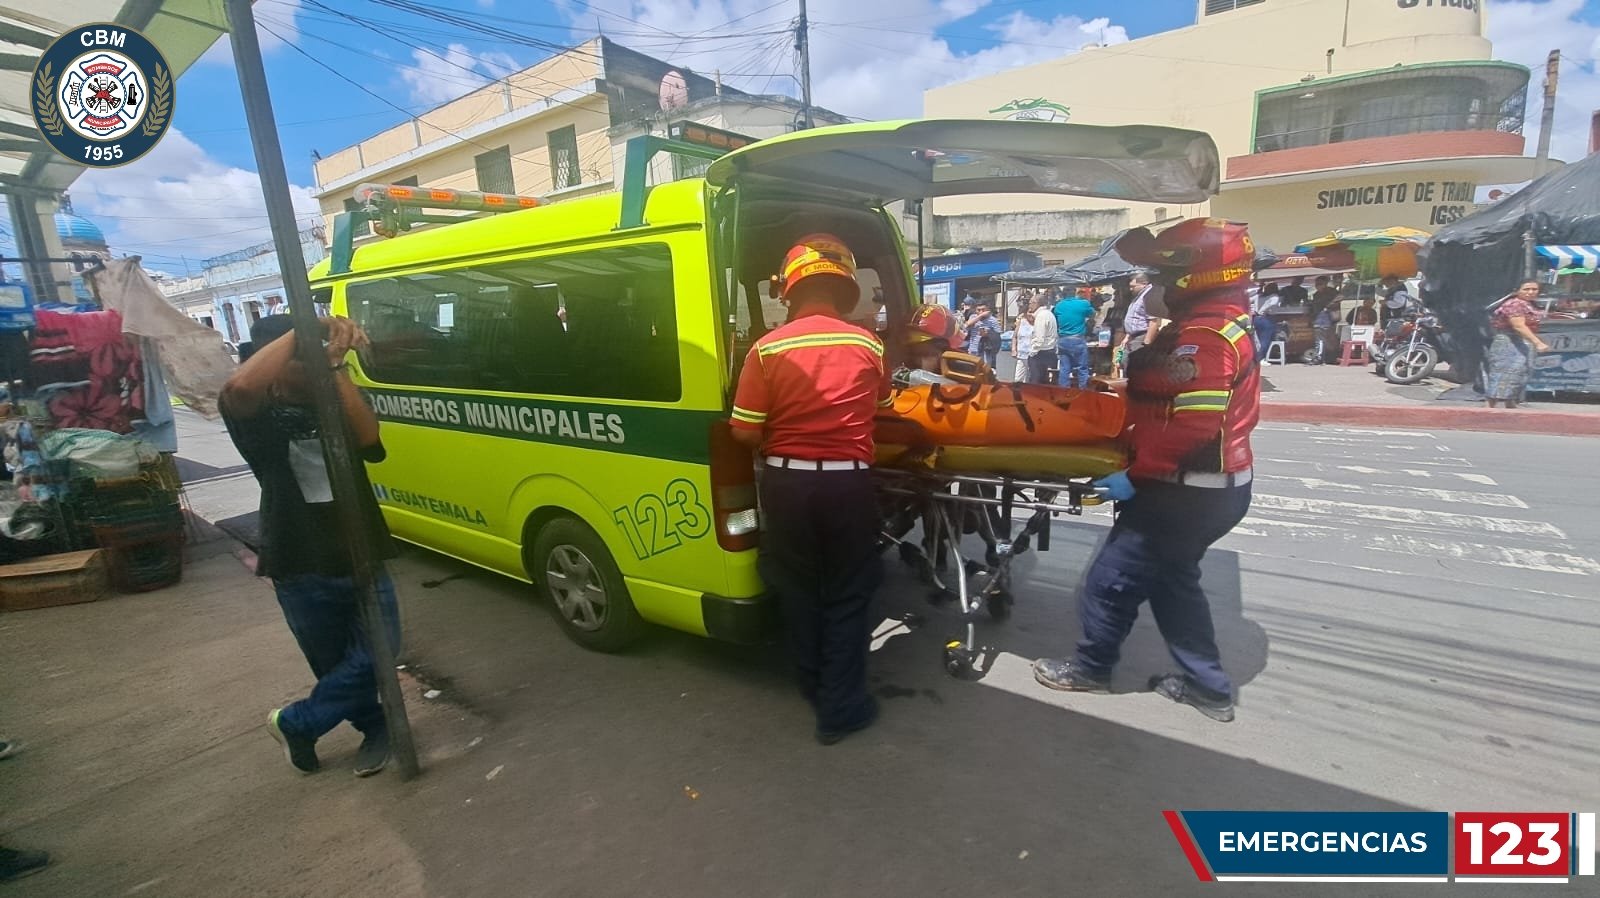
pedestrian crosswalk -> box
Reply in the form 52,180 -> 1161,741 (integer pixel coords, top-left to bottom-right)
1233,423 -> 1599,584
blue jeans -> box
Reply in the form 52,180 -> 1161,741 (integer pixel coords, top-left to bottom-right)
1058,336 -> 1091,388
1074,480 -> 1252,698
273,570 -> 401,740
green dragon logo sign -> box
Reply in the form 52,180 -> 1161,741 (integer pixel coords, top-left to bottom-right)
989,98 -> 1071,122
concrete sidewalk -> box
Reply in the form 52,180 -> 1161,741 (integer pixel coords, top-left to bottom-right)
1258,363 -> 1600,436
0,528 -> 488,898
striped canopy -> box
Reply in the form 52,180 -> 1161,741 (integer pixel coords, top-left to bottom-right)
1536,244 -> 1600,271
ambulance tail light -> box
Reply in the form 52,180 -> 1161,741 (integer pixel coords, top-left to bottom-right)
709,421 -> 759,552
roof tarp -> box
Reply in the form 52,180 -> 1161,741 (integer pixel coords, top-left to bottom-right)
1419,154 -> 1597,380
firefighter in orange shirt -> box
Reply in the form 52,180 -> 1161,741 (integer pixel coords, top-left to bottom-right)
729,234 -> 892,745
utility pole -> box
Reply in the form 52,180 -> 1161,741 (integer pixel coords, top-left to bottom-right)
223,0 -> 421,779
1535,49 -> 1561,175
796,0 -> 814,129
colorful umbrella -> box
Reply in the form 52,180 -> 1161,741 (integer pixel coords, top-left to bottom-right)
1295,227 -> 1430,280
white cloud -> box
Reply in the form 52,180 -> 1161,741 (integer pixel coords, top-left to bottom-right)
558,0 -> 1128,120
398,42 -> 523,107
198,0 -> 305,66
72,129 -> 321,263
1488,0 -> 1600,161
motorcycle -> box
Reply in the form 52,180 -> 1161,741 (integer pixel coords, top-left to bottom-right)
1374,312 -> 1451,384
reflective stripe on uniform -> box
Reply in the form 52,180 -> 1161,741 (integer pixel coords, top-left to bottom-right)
876,396 -> 894,408
758,332 -> 884,358
1217,315 -> 1252,347
731,406 -> 767,424
1172,389 -> 1230,413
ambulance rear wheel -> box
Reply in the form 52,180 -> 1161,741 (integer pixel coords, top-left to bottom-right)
531,517 -> 644,652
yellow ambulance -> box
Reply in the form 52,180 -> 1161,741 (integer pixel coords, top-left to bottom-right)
309,119 -> 1219,651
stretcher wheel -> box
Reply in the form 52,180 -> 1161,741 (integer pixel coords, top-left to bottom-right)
986,589 -> 1013,621
944,641 -> 976,679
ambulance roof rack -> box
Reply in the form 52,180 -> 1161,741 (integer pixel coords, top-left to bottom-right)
328,184 -> 547,276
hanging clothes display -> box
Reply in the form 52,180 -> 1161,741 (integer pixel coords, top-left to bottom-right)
30,309 -> 146,433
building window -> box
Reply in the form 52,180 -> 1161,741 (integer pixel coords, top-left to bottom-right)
1253,66 -> 1529,153
548,126 -> 581,190
474,146 -> 515,195
347,244 -> 680,402
1205,0 -> 1264,14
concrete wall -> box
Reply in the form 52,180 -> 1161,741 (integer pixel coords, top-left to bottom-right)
1212,166 -> 1486,248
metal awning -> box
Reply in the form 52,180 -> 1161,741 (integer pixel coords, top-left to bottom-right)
1536,245 -> 1600,270
0,1 -> 232,195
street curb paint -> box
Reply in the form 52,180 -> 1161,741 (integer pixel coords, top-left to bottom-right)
1260,402 -> 1600,437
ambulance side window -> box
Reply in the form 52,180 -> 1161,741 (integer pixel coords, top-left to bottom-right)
350,243 -> 680,402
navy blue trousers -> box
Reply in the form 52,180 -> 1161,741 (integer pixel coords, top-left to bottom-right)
757,466 -> 882,732
1075,480 -> 1251,698
273,569 -> 401,740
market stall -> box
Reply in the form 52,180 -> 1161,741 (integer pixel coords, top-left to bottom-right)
1254,252 -> 1357,363
1526,244 -> 1600,395
0,259 -> 233,609
1421,151 -> 1600,390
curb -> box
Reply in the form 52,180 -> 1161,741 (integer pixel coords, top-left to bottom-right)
1260,402 -> 1600,437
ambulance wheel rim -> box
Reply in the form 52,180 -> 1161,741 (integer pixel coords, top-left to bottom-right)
546,545 -> 607,631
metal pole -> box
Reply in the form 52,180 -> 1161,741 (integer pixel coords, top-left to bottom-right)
1535,49 -> 1560,175
223,0 -> 420,779
914,200 -> 925,296
1524,230 -> 1538,282
796,0 -> 814,129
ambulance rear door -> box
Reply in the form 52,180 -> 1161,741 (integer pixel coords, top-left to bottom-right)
705,119 -> 1222,207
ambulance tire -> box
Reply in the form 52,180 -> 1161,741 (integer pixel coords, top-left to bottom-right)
531,516 -> 645,652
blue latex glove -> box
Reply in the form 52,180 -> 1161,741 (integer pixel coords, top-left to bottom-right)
1093,470 -> 1136,502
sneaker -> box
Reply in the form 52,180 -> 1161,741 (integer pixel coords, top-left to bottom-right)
1032,658 -> 1111,693
1149,674 -> 1235,723
816,697 -> 879,746
0,739 -> 17,761
267,708 -> 319,774
353,728 -> 390,778
0,846 -> 50,883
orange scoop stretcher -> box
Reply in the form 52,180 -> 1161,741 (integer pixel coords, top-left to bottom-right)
869,353 -> 1130,679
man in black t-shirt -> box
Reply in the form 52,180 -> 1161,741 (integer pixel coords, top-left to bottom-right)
222,314 -> 399,778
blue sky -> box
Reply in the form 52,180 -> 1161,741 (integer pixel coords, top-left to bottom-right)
56,0 -> 1600,273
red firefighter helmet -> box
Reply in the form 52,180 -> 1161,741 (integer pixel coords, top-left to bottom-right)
907,303 -> 961,347
779,232 -> 859,305
1116,218 -> 1254,303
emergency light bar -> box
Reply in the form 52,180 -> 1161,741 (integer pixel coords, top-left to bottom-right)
352,183 -> 547,238
668,122 -> 755,152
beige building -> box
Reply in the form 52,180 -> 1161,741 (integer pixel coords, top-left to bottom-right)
924,0 -> 1544,251
313,38 -> 847,240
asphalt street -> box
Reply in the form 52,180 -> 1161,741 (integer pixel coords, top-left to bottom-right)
10,422 -> 1596,897
362,424 -> 1600,896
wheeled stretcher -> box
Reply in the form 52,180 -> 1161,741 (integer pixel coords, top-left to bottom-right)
872,355 -> 1129,678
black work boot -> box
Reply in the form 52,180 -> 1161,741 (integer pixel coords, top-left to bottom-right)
1032,658 -> 1111,693
1149,675 -> 1235,723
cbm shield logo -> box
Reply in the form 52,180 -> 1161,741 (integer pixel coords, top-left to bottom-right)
31,23 -> 173,168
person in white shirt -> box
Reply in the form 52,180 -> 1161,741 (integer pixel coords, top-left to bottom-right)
1013,296 -> 1035,382
1028,294 -> 1059,384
